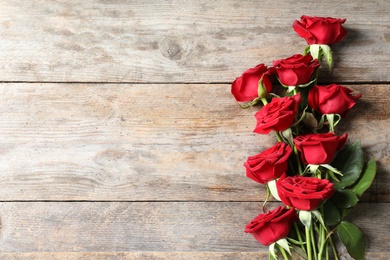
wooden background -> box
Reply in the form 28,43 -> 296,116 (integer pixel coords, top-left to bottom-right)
0,0 -> 389,259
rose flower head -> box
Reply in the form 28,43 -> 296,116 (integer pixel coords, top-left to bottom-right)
276,175 -> 335,211
245,206 -> 298,246
294,133 -> 347,165
293,15 -> 347,45
273,54 -> 320,87
245,142 -> 292,184
308,84 -> 361,117
231,64 -> 274,102
254,94 -> 302,134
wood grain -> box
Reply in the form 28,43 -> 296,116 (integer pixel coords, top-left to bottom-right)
0,83 -> 388,202
0,252 -> 271,260
1,252 -> 389,260
0,202 -> 388,255
0,0 -> 389,83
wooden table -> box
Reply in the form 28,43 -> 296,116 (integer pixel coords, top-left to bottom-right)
0,1 -> 389,259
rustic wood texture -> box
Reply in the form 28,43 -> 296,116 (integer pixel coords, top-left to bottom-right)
0,84 -> 388,202
0,0 -> 388,258
0,202 -> 388,255
0,0 -> 389,83
0,252 -> 389,260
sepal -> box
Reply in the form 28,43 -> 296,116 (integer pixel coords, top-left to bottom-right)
258,76 -> 268,99
320,44 -> 333,71
309,44 -> 321,60
269,242 -> 277,259
267,179 -> 281,201
276,238 -> 291,255
299,210 -> 312,228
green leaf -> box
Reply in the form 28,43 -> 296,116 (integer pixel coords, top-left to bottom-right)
331,141 -> 364,190
351,159 -> 377,197
337,221 -> 366,260
290,244 -> 307,259
323,200 -> 340,226
331,189 -> 359,209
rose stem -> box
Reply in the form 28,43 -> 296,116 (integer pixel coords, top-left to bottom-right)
294,222 -> 306,253
325,242 -> 329,260
277,244 -> 289,260
317,206 -> 328,259
305,226 -> 313,260
317,221 -> 327,259
293,146 -> 303,175
262,184 -> 271,213
274,132 -> 283,142
329,235 -> 339,260
310,221 -> 318,259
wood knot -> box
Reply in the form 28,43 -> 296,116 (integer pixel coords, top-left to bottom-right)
159,37 -> 189,61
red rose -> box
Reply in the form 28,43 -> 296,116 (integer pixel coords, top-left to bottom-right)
245,206 -> 298,246
254,94 -> 302,134
294,133 -> 347,165
293,15 -> 347,45
245,142 -> 293,184
272,54 -> 319,87
231,64 -> 274,102
308,84 -> 361,117
276,175 -> 335,211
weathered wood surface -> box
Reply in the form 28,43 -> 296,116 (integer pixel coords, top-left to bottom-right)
0,0 -> 388,258
0,0 -> 389,83
0,83 -> 388,202
0,252 -> 389,260
0,202 -> 388,255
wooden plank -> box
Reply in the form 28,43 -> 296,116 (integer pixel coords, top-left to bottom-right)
0,0 -> 389,83
0,252 -> 271,260
0,83 -> 388,202
1,252 -> 389,260
0,202 -> 387,254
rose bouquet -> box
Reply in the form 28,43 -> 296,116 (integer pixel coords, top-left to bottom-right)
231,16 -> 376,260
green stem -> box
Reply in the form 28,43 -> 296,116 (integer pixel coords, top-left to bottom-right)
261,97 -> 268,105
294,222 -> 306,253
277,244 -> 289,260
325,242 -> 329,260
310,223 -> 318,259
329,235 -> 339,260
306,226 -> 312,260
275,132 -> 283,142
293,146 -> 303,175
317,222 -> 327,259
326,114 -> 335,132
317,206 -> 327,259
262,184 -> 271,212
312,65 -> 321,86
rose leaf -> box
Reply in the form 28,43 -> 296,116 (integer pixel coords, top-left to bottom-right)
337,221 -> 366,260
331,141 -> 364,190
331,189 -> 359,209
351,159 -> 376,197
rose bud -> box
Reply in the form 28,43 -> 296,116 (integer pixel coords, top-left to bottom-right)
244,142 -> 292,184
308,84 -> 361,117
293,15 -> 347,45
277,175 -> 335,211
254,94 -> 302,134
245,206 -> 298,246
294,133 -> 347,165
272,54 -> 320,87
231,64 -> 274,102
